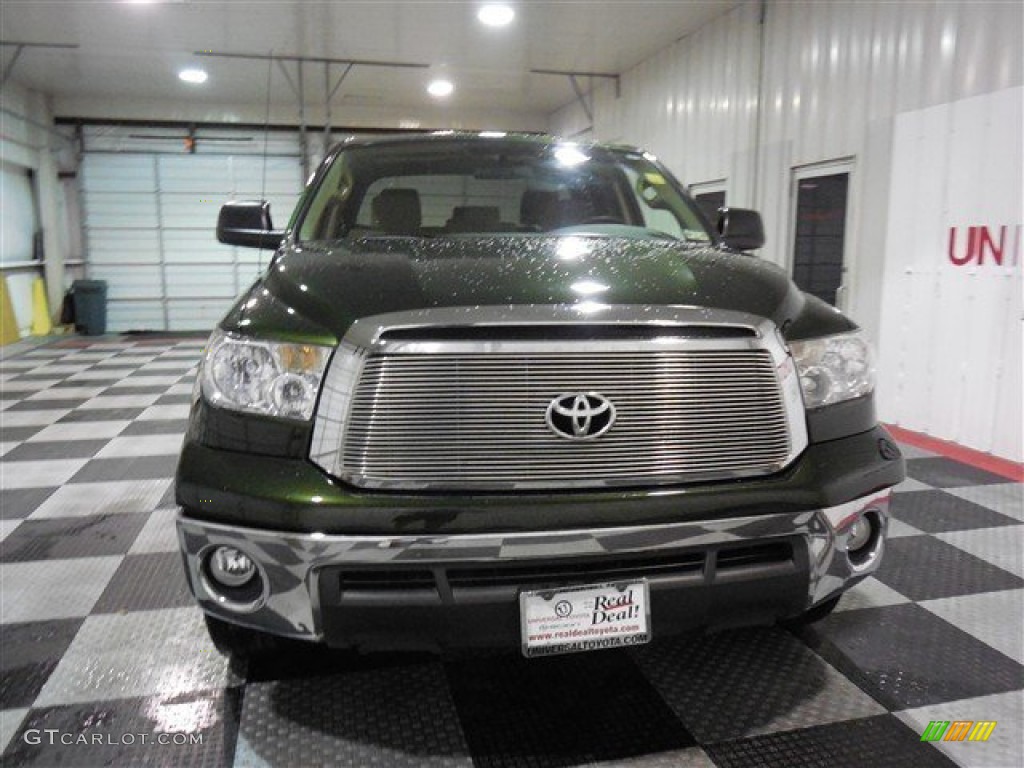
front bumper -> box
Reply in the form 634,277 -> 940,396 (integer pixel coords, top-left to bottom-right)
177,489 -> 891,650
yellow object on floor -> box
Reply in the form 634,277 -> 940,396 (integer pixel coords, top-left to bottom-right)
30,277 -> 52,336
0,276 -> 21,345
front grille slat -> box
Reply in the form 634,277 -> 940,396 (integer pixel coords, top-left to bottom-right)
319,346 -> 794,490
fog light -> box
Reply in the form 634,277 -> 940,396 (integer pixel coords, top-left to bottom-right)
208,546 -> 256,588
846,516 -> 872,552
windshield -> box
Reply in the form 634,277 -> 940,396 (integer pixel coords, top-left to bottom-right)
296,138 -> 712,244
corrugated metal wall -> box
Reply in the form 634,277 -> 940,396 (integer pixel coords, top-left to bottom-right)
549,0 -> 1023,460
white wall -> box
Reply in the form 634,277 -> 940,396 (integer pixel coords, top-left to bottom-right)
0,83 -> 70,335
549,0 -> 1024,460
878,87 -> 1022,461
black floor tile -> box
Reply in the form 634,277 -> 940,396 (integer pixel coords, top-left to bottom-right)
0,488 -> 59,520
0,426 -> 45,443
905,457 -> 1013,488
237,663 -> 468,767
92,552 -> 194,613
5,399 -> 90,412
157,482 -> 178,509
0,619 -> 84,708
0,514 -> 148,562
632,627 -> 875,743
797,604 -> 1024,710
97,386 -> 172,396
154,395 -> 193,406
890,490 -> 1020,532
57,408 -> 147,423
69,454 -> 179,483
0,688 -> 242,768
705,714 -> 956,767
446,650 -> 696,767
874,535 -> 1024,600
3,440 -> 110,462
120,420 -> 190,437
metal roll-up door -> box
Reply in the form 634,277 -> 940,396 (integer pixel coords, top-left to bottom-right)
79,126 -> 302,332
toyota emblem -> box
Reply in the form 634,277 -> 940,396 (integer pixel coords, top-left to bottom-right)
545,392 -> 616,440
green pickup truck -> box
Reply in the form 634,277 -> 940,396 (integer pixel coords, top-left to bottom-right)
176,133 -> 904,658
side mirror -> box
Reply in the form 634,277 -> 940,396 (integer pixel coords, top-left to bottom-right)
717,207 -> 765,251
217,201 -> 284,250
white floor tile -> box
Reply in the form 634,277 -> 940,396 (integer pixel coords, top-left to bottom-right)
0,458 -> 89,488
96,356 -> 158,367
0,442 -> 16,457
0,709 -> 29,755
936,527 -> 1024,578
28,478 -> 171,519
79,394 -> 162,409
27,421 -> 130,442
34,608 -> 237,706
0,519 -> 22,542
887,518 -> 925,538
0,360 -> 43,369
892,477 -> 933,494
947,484 -> 1024,522
110,375 -> 182,388
95,434 -> 184,458
921,590 -> 1024,664
896,443 -> 940,459
834,576 -> 911,612
28,365 -> 93,375
27,386 -> 106,401
138,361 -> 198,371
129,507 -> 180,554
67,369 -> 136,381
0,409 -> 70,427
138,404 -> 191,421
0,379 -> 61,393
0,557 -> 122,623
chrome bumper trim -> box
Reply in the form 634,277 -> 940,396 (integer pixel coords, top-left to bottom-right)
177,490 -> 890,641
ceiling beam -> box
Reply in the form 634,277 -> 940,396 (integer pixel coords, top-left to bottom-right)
1,41 -> 80,86
194,50 -> 429,69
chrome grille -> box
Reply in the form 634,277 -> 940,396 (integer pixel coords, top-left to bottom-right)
323,348 -> 794,490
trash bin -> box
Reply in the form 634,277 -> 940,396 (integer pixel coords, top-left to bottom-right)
72,279 -> 108,336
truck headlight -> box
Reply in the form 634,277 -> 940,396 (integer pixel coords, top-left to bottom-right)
201,330 -> 331,420
789,331 -> 874,409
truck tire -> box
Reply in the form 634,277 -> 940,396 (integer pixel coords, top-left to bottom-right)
783,595 -> 842,627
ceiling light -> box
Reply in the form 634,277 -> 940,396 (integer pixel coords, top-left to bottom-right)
427,79 -> 454,98
178,68 -> 208,84
478,4 -> 515,27
479,131 -> 507,138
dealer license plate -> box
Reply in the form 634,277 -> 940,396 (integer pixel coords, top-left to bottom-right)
519,580 -> 650,658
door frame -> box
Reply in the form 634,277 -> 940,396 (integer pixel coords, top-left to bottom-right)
787,158 -> 858,312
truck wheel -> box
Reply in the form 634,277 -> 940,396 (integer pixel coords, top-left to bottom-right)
783,595 -> 842,627
204,614 -> 280,661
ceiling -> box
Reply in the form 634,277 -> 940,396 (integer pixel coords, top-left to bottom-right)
2,1 -> 740,123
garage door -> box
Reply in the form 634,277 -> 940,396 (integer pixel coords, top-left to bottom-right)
79,126 -> 303,332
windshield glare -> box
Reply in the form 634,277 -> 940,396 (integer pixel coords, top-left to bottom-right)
297,139 -> 712,244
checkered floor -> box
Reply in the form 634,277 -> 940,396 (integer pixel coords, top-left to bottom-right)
1,335 -> 1021,768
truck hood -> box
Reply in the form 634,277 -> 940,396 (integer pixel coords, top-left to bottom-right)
224,235 -> 851,343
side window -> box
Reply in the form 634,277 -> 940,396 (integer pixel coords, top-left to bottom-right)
298,157 -> 353,241
621,166 -> 686,238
